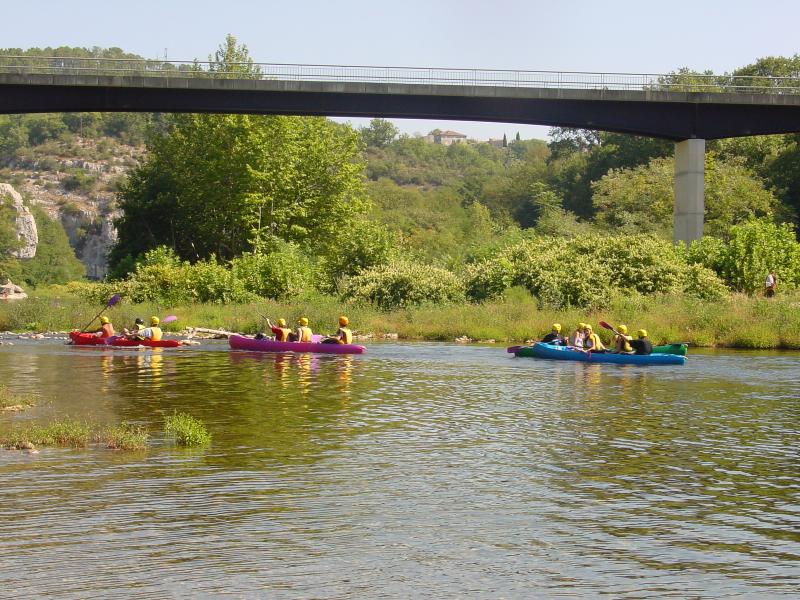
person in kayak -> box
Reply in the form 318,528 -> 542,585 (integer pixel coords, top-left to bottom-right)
322,316 -> 353,344
288,317 -> 313,342
628,329 -> 653,355
90,316 -> 115,338
266,318 -> 292,342
541,323 -> 566,345
136,317 -> 163,341
122,317 -> 145,340
569,323 -> 587,348
612,324 -> 633,353
583,325 -> 606,352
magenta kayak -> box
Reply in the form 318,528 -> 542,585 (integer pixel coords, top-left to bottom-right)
228,334 -> 366,355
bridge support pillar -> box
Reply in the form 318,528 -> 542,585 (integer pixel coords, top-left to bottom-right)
673,138 -> 705,244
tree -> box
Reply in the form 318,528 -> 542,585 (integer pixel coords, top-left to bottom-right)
515,132 -> 521,142
502,133 -> 507,148
360,118 -> 399,148
112,113 -> 368,266
0,193 -> 21,281
207,34 -> 261,79
19,206 -> 85,286
592,154 -> 778,237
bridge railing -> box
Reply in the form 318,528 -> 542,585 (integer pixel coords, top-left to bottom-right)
1,56 -> 800,94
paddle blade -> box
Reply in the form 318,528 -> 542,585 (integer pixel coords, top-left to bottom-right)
107,294 -> 122,307
507,345 -> 522,354
598,320 -> 613,330
161,315 -> 178,324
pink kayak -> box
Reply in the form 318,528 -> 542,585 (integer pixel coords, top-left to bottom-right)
69,331 -> 182,348
229,334 -> 365,354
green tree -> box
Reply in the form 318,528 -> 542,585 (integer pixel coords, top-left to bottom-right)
207,34 -> 261,79
592,154 -> 777,237
0,194 -> 21,281
19,206 -> 85,286
112,113 -> 368,265
360,118 -> 399,148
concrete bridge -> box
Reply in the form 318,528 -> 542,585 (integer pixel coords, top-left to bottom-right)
3,58 -> 800,243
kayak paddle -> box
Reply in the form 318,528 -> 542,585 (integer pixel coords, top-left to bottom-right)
507,345 -> 523,354
161,315 -> 178,324
81,294 -> 121,332
598,320 -> 621,337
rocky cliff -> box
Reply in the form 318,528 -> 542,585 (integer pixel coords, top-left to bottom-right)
0,183 -> 38,259
3,138 -> 142,279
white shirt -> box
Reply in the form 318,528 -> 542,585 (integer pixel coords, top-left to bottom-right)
765,274 -> 775,287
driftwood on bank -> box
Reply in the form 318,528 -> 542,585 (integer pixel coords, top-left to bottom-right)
185,327 -> 238,339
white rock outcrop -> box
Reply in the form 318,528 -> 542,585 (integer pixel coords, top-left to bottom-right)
0,183 -> 38,259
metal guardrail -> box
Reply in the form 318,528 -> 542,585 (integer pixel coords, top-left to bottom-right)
1,56 -> 800,94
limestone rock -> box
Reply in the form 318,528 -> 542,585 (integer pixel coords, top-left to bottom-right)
0,279 -> 27,301
0,183 -> 38,258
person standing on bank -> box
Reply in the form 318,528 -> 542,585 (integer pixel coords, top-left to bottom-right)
765,271 -> 777,298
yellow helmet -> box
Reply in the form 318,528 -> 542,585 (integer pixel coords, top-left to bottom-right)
339,315 -> 349,327
277,318 -> 286,327
585,325 -> 593,332
150,316 -> 160,326
618,324 -> 628,335
637,329 -> 648,338
578,322 -> 587,330
298,317 -> 309,326
100,316 -> 110,324
552,323 -> 561,332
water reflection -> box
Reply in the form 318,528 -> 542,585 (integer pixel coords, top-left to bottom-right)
0,342 -> 797,597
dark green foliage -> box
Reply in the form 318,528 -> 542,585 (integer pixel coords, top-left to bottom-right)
19,206 -> 85,286
0,194 -> 21,281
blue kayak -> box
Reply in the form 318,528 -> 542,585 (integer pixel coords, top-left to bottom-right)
511,342 -> 686,365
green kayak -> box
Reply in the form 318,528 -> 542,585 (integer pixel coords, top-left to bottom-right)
652,343 -> 688,356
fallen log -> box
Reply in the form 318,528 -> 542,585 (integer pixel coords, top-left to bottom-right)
185,327 -> 237,339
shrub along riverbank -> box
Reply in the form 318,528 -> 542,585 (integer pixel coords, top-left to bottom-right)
2,286 -> 799,350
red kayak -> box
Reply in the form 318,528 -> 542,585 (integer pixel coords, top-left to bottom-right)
229,334 -> 365,354
69,331 -> 181,348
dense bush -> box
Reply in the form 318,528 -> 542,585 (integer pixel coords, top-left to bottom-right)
342,259 -> 465,310
687,219 -> 800,293
462,234 -> 728,308
231,241 -> 317,299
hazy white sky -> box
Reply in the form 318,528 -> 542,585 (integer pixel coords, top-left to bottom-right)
2,0 -> 798,140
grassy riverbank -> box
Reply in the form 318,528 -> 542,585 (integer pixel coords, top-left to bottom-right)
2,286 -> 800,349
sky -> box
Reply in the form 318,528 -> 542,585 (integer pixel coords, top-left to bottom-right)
2,0 -> 799,140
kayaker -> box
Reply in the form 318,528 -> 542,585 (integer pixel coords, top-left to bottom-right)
122,317 -> 145,340
136,317 -> 163,341
569,323 -> 587,348
541,323 -> 566,345
612,324 -> 633,353
322,315 -> 353,344
89,316 -> 115,338
628,329 -> 653,355
583,325 -> 606,352
288,317 -> 313,342
266,318 -> 292,342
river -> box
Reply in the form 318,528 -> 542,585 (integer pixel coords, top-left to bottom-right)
0,340 -> 798,598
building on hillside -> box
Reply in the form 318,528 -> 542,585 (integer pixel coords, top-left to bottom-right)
425,130 -> 468,145
487,138 -> 506,148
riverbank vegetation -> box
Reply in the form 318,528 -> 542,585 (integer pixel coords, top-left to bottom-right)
3,285 -> 800,349
3,40 -> 800,349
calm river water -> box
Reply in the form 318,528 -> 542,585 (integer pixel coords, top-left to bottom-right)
0,340 -> 798,598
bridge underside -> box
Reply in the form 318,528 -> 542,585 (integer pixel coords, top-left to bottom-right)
3,77 -> 800,140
